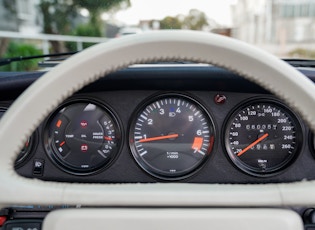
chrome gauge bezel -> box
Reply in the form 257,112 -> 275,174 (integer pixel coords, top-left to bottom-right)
0,106 -> 37,168
223,97 -> 303,177
43,98 -> 123,176
15,132 -> 38,168
308,132 -> 315,160
128,93 -> 216,181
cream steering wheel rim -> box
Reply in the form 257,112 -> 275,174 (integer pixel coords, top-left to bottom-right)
0,30 -> 315,208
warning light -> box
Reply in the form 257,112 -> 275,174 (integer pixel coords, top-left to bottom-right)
56,119 -> 62,128
80,120 -> 88,128
81,144 -> 88,152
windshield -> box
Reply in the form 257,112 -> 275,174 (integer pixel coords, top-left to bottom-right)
0,0 -> 314,71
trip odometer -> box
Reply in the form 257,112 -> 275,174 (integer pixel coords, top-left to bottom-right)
224,99 -> 302,176
129,94 -> 215,180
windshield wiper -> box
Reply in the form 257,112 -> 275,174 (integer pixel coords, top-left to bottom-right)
283,59 -> 315,68
0,51 -> 77,66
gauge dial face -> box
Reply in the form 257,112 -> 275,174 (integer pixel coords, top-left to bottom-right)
224,99 -> 302,176
45,101 -> 121,174
129,94 -> 215,180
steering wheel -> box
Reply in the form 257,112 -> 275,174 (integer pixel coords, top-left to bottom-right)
0,30 -> 314,229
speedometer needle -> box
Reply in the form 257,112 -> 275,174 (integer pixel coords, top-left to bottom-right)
237,133 -> 269,157
138,134 -> 179,143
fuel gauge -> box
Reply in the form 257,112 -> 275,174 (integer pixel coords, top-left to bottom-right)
0,107 -> 36,167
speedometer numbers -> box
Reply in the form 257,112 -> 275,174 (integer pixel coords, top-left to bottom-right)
129,94 -> 215,180
224,99 -> 302,176
45,101 -> 121,175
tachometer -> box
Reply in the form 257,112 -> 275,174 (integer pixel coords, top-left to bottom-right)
224,98 -> 302,176
129,94 -> 215,180
45,100 -> 121,175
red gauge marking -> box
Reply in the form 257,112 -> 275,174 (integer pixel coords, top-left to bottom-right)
237,133 -> 269,157
59,141 -> 66,147
56,119 -> 62,128
138,134 -> 179,143
192,137 -> 203,151
104,136 -> 113,141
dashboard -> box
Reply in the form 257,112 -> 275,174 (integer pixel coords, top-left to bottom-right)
1,64 -> 315,184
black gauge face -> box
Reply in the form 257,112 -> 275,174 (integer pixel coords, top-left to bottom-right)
224,99 -> 302,176
45,101 -> 121,174
0,108 -> 34,166
129,94 -> 215,180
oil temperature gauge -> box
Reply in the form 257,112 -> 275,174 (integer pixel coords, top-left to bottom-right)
45,100 -> 121,174
224,99 -> 302,176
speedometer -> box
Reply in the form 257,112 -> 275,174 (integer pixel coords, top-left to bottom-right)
129,94 -> 215,180
224,98 -> 302,176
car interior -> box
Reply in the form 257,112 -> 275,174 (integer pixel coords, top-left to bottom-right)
1,30 -> 315,230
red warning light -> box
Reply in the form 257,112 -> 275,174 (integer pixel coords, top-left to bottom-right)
80,120 -> 88,128
81,144 -> 88,152
56,119 -> 62,128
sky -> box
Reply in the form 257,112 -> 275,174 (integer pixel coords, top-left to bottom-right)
114,0 -> 237,27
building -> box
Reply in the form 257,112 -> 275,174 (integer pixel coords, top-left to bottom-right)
231,0 -> 315,56
0,0 -> 41,34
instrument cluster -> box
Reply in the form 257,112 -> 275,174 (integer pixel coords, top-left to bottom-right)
4,88 -> 312,183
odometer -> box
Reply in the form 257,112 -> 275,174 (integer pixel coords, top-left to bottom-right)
224,99 -> 302,176
129,94 -> 215,180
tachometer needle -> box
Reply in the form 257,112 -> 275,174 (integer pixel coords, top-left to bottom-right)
138,134 -> 179,143
237,133 -> 269,157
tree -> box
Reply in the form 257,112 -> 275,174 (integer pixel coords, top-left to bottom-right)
182,9 -> 208,31
0,0 -> 17,56
73,0 -> 130,25
0,42 -> 42,71
159,9 -> 209,31
38,0 -> 79,53
38,0 -> 130,53
159,16 -> 182,30
72,0 -> 130,40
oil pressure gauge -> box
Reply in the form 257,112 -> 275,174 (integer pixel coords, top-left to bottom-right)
45,100 -> 121,175
129,94 -> 215,180
224,98 -> 302,176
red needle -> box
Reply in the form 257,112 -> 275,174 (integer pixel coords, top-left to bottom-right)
138,134 -> 179,143
237,133 -> 269,157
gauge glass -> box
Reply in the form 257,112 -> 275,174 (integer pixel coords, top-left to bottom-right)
0,107 -> 34,166
224,99 -> 302,176
129,94 -> 215,180
45,101 -> 121,174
